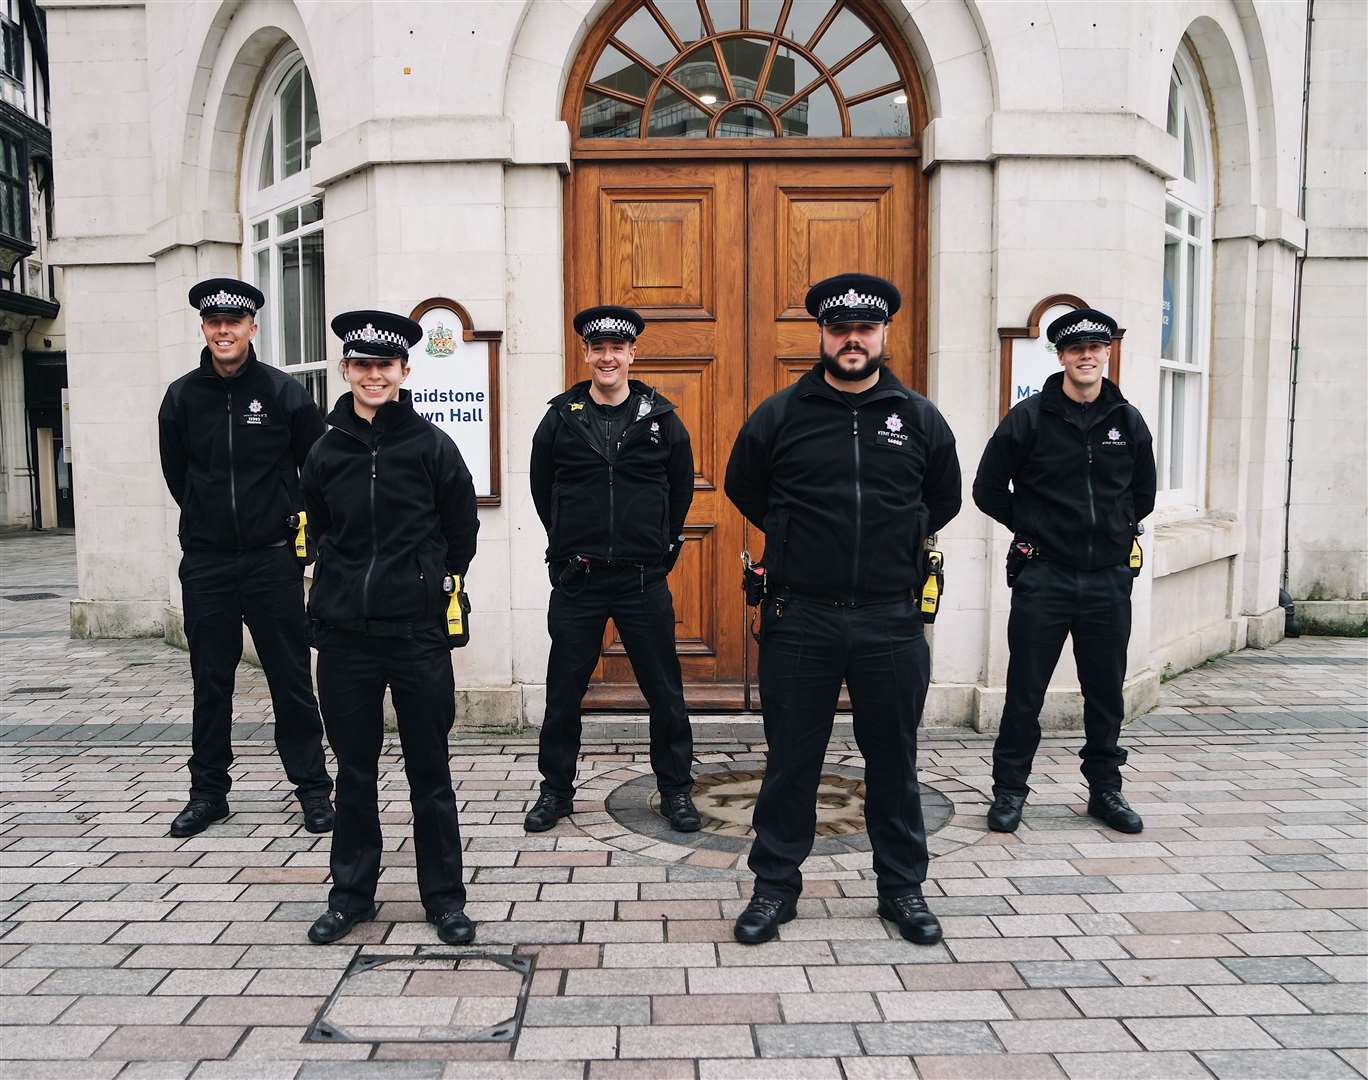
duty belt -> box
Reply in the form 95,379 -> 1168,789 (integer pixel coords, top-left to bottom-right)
327,618 -> 419,638
775,585 -> 917,608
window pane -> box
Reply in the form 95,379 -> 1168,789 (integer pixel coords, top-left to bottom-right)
614,6 -> 675,68
835,42 -> 899,99
280,238 -> 302,366
1166,76 -> 1180,137
811,6 -> 870,67
1158,370 -> 1171,488
1185,242 -> 1199,367
716,104 -> 775,137
648,84 -> 709,137
580,90 -> 643,138
1165,202 -> 1182,230
253,220 -> 269,242
715,37 -> 767,100
303,70 -> 320,168
784,0 -> 835,48
1182,113 -> 1196,182
293,368 -> 327,414
301,230 -> 325,365
676,44 -> 731,104
706,0 -> 740,32
257,119 -> 274,189
1168,371 -> 1188,489
277,206 -> 299,234
778,81 -> 840,136
749,0 -> 786,33
654,0 -> 707,44
254,247 -> 272,365
282,70 -> 303,178
1186,211 -> 1201,238
1162,234 -> 1179,361
848,90 -> 910,136
591,44 -> 653,98
762,45 -> 821,110
300,198 -> 323,227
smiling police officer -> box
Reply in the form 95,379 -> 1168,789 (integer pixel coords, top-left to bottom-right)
526,305 -> 699,835
158,277 -> 334,839
724,273 -> 962,946
972,307 -> 1156,835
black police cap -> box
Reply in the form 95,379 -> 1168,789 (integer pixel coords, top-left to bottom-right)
1046,307 -> 1118,349
330,310 -> 424,360
189,277 -> 264,318
805,273 -> 901,325
573,305 -> 645,343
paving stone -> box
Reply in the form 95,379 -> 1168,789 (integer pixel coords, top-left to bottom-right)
1125,1016 -> 1281,1050
753,1022 -> 861,1057
1221,955 -> 1337,983
1055,1051 -> 1210,1079
1104,959 -> 1241,985
33,968 -> 169,995
856,1021 -> 1001,1056
1254,1014 -> 1368,1049
877,989 -> 1012,1021
522,994 -> 650,1026
1014,961 -> 1118,988
778,991 -> 880,1022
991,1018 -> 1140,1052
700,1060 -> 841,1079
916,1053 -> 1065,1079
60,995 -> 200,1024
92,1025 -> 245,1061
618,1023 -> 755,1059
1198,1049 -> 1363,1079
1065,985 -> 1206,1017
651,993 -> 781,1025
1193,983 -> 1312,1015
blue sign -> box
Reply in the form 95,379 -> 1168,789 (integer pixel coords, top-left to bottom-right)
1161,275 -> 1173,354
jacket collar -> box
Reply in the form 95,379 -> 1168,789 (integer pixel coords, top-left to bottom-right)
796,362 -> 911,405
196,344 -> 258,380
550,379 -> 677,422
326,388 -> 423,438
1038,371 -> 1127,416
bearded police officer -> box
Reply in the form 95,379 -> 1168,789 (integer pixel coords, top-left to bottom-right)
972,307 -> 1156,835
157,278 -> 334,838
526,305 -> 700,835
724,273 -> 962,945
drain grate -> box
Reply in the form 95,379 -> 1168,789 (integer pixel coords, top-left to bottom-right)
11,686 -> 70,695
3,592 -> 60,601
306,950 -> 533,1044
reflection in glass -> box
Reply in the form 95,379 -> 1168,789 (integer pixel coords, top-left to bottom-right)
303,71 -> 320,169
615,5 -> 676,67
672,44 -> 730,104
716,104 -> 775,137
1165,202 -> 1183,229
648,84 -> 710,136
257,119 -> 274,190
301,231 -> 326,364
277,206 -> 299,234
784,0 -> 834,48
1166,76 -> 1180,137
581,90 -> 643,138
1185,243 -> 1198,366
847,90 -> 909,136
779,81 -> 841,136
811,6 -> 870,67
1158,370 -> 1171,485
1162,235 -> 1179,361
708,0 -> 740,32
1168,370 -> 1187,489
748,0 -> 786,33
1182,117 -> 1196,181
301,198 -> 323,227
592,44 -> 653,95
254,248 -> 272,365
281,239 -> 302,367
763,45 -> 821,111
1186,211 -> 1201,238
282,70 -> 303,177
716,37 -> 769,99
253,220 -> 269,243
835,42 -> 898,98
654,0 -> 707,43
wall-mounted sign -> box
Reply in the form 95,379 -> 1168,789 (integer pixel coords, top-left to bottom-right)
997,294 -> 1126,418
407,298 -> 501,506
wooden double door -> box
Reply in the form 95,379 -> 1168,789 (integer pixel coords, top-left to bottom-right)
566,158 -> 923,710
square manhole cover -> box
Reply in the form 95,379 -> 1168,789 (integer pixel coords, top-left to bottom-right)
306,951 -> 533,1044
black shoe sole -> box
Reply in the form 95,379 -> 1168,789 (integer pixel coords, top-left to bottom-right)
1088,809 -> 1143,834
733,904 -> 797,945
168,806 -> 230,838
986,816 -> 1021,833
302,816 -> 335,835
524,805 -> 572,833
307,906 -> 377,944
665,816 -> 702,833
876,902 -> 944,945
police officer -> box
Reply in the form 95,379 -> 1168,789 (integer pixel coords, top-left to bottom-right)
301,310 -> 479,946
972,307 -> 1156,835
157,278 -> 334,838
724,274 -> 962,945
526,305 -> 699,834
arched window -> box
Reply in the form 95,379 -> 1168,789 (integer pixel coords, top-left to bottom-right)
573,0 -> 915,142
242,50 -> 326,409
1159,44 -> 1213,510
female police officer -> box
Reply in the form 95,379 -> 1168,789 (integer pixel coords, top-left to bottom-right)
301,310 -> 479,945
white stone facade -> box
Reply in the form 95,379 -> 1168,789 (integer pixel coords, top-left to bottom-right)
46,0 -> 1367,725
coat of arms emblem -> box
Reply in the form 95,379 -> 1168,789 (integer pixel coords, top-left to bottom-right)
425,322 -> 455,358
248,399 -> 263,414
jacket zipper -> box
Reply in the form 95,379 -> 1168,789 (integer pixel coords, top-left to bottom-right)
362,443 -> 379,616
225,388 -> 242,548
1085,442 -> 1096,567
851,411 -> 863,601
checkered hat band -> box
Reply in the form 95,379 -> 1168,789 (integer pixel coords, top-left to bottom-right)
582,316 -> 637,337
1056,318 -> 1111,338
198,290 -> 256,312
342,324 -> 410,349
816,290 -> 889,317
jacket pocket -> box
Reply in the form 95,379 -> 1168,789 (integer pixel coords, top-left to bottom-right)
761,508 -> 789,582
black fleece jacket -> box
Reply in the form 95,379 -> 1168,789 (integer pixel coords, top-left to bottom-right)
725,364 -> 962,601
301,390 -> 478,627
529,379 -> 693,566
972,372 -> 1156,569
158,347 -> 325,552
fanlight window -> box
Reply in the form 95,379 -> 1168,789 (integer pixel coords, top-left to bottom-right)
577,0 -> 913,139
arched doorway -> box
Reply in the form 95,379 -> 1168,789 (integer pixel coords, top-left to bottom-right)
563,0 -> 927,710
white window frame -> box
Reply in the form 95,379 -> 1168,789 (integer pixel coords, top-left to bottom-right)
1156,45 -> 1214,515
241,50 -> 327,409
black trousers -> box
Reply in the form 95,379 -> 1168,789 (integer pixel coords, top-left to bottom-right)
179,546 -> 331,803
992,560 -> 1133,797
751,594 -> 931,902
540,565 -> 693,798
315,625 -> 466,916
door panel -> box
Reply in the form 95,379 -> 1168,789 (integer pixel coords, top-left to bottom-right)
570,162 -> 749,708
566,157 -> 922,710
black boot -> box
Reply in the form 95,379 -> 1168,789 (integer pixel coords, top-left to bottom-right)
987,792 -> 1027,833
307,904 -> 378,944
168,799 -> 230,838
1087,790 -> 1143,833
428,909 -> 476,945
524,792 -> 574,833
660,791 -> 701,833
876,892 -> 943,945
733,894 -> 797,945
300,796 -> 335,834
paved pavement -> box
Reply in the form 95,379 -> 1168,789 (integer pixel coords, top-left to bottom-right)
2,530 -> 1366,1078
